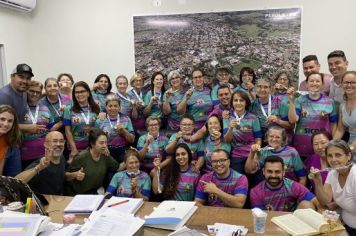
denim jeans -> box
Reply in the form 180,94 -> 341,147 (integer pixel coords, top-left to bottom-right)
3,147 -> 22,177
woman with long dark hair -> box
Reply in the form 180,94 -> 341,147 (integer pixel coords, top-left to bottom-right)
143,71 -> 166,119
152,143 -> 200,201
92,74 -> 113,112
0,105 -> 22,176
64,81 -> 100,162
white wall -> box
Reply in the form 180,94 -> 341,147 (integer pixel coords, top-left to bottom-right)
0,0 -> 355,87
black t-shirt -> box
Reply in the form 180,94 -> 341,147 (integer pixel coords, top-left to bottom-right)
26,156 -> 66,195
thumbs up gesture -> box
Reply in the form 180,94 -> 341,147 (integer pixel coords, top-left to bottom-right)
76,167 -> 85,181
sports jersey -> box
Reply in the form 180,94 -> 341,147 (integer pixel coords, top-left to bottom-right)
186,87 -> 213,130
250,178 -> 315,212
163,90 -> 185,130
95,113 -> 134,146
106,170 -> 151,198
293,94 -> 337,157
195,169 -> 248,207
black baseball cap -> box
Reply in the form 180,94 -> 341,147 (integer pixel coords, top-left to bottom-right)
12,63 -> 34,77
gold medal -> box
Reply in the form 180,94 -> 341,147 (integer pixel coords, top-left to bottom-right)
320,111 -> 326,119
301,110 -> 308,117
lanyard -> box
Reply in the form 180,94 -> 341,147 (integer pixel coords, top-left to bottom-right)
234,111 -> 246,124
259,95 -> 272,118
80,107 -> 91,125
132,89 -> 143,102
47,96 -> 62,117
153,90 -> 161,100
116,92 -> 132,104
107,114 -> 120,128
28,105 -> 39,124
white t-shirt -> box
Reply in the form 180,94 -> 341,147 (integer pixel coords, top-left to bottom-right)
329,77 -> 344,105
325,165 -> 356,228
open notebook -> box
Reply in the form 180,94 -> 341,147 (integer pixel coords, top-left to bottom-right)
271,208 -> 345,236
144,201 -> 198,231
64,195 -> 105,214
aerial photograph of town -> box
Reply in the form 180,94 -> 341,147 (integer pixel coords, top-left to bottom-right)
134,8 -> 301,87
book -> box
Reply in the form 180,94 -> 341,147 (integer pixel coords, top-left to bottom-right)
0,211 -> 50,236
80,208 -> 144,236
271,208 -> 345,236
64,195 -> 105,214
100,196 -> 144,214
144,201 -> 198,231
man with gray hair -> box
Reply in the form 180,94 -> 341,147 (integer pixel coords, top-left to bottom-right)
15,131 -> 67,195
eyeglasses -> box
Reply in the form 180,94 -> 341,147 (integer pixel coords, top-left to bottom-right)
171,76 -> 180,80
28,90 -> 41,95
181,123 -> 193,127
342,81 -> 356,86
148,123 -> 159,127
192,75 -> 203,79
211,158 -> 228,165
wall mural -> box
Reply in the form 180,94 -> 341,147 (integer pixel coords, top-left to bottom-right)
134,8 -> 302,87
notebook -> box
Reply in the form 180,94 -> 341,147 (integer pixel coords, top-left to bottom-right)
64,195 -> 105,214
144,201 -> 198,231
100,196 -> 144,214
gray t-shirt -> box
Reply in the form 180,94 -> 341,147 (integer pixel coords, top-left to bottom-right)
0,84 -> 28,123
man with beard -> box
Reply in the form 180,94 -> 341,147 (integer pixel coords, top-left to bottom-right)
15,131 -> 66,195
250,156 -> 318,212
299,55 -> 332,95
195,149 -> 248,208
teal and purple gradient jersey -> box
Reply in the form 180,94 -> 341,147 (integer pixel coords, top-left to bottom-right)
186,87 -> 213,130
106,170 -> 151,198
116,92 -> 133,117
161,166 -> 200,201
40,94 -> 71,125
304,154 -> 329,193
209,104 -> 231,118
21,104 -> 51,160
127,89 -> 145,131
92,91 -> 113,112
168,133 -> 204,162
203,135 -> 231,173
195,169 -> 248,207
293,94 -> 337,157
63,105 -> 97,150
249,96 -> 289,135
137,133 -> 169,173
250,178 -> 315,212
258,146 -> 306,182
95,113 -> 134,146
163,90 -> 185,130
223,112 -> 262,159
144,90 -> 163,118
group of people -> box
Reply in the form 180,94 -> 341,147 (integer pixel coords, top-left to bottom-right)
0,49 -> 355,235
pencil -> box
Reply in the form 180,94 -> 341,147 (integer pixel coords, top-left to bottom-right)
108,199 -> 129,207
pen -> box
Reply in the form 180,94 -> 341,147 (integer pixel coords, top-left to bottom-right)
108,199 -> 129,207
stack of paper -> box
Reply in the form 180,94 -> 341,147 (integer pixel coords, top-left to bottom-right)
64,195 -> 105,214
100,196 -> 144,215
0,211 -> 50,236
144,201 -> 198,231
80,208 -> 145,236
